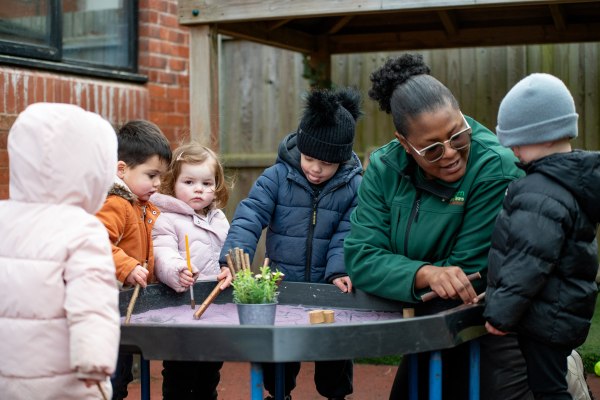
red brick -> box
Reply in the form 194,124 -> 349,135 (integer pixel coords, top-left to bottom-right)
80,84 -> 88,110
26,75 -> 34,107
0,130 -> 8,150
173,45 -> 189,58
148,0 -> 168,12
0,150 -> 7,170
46,78 -> 56,103
34,76 -> 45,103
0,114 -> 16,131
0,185 -> 8,200
158,13 -> 178,28
148,55 -> 168,69
150,97 -> 175,113
0,72 -> 5,114
167,30 -> 186,44
175,100 -> 189,114
177,74 -> 189,86
6,75 -> 16,114
168,58 -> 187,72
165,86 -> 185,100
148,39 -> 162,54
148,84 -> 167,98
156,72 -> 176,85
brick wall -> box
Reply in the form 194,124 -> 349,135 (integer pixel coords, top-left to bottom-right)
0,0 -> 190,199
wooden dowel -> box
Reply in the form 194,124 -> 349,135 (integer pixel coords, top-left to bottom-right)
97,382 -> 108,400
225,254 -> 236,279
244,253 -> 251,270
193,282 -> 223,320
420,272 -> 482,302
124,262 -> 148,324
124,284 -> 140,325
235,248 -> 243,271
185,234 -> 196,309
263,257 -> 270,267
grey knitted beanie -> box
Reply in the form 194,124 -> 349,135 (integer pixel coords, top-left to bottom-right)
496,73 -> 578,147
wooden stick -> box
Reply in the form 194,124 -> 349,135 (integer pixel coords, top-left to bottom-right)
263,257 -> 270,267
475,291 -> 486,302
244,253 -> 251,270
193,281 -> 223,320
420,272 -> 482,302
235,248 -> 243,271
97,382 -> 108,400
185,234 -> 196,309
225,253 -> 236,279
124,262 -> 148,324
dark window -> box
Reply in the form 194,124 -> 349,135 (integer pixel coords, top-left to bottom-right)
0,0 -> 145,82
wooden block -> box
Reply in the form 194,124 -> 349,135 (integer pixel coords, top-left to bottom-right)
309,310 -> 325,324
402,308 -> 415,318
323,310 -> 335,323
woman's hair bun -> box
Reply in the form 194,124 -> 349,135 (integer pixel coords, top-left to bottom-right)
368,54 -> 431,114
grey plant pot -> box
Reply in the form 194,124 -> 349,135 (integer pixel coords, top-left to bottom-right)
236,303 -> 277,325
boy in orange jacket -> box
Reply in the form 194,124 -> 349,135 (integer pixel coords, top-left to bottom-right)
96,119 -> 172,400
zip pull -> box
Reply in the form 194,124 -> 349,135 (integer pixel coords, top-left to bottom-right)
414,198 -> 421,222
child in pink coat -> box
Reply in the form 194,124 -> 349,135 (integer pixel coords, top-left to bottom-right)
0,103 -> 120,399
151,143 -> 232,399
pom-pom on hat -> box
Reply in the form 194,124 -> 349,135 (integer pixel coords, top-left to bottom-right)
496,73 -> 578,147
297,87 -> 362,163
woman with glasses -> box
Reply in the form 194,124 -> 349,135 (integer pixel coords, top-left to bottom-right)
344,54 -> 532,399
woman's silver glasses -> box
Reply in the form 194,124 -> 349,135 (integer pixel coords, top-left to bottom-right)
403,114 -> 472,163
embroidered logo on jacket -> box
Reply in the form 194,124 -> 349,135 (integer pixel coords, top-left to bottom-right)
449,191 -> 465,206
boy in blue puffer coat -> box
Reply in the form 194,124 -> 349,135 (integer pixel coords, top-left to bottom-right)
484,73 -> 600,400
220,87 -> 363,400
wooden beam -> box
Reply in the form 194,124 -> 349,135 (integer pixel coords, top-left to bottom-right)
328,15 -> 354,34
437,10 -> 458,37
266,18 -> 293,31
328,22 -> 600,53
217,22 -> 318,54
189,25 -> 219,148
549,4 -> 566,32
179,0 -> 580,24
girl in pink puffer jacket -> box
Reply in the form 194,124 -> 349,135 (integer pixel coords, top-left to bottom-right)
150,143 -> 232,399
0,103 -> 120,399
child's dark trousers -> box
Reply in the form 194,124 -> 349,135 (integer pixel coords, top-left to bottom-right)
262,359 -> 353,398
162,360 -> 223,400
518,335 -> 572,400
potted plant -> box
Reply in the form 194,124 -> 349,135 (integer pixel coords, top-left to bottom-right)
232,265 -> 284,325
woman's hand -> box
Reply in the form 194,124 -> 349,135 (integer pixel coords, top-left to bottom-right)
416,265 -> 478,304
333,276 -> 353,293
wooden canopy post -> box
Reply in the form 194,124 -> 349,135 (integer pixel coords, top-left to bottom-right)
189,24 -> 220,148
304,35 -> 332,89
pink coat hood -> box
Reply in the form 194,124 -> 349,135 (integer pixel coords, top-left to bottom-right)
151,192 -> 229,291
0,103 -> 120,399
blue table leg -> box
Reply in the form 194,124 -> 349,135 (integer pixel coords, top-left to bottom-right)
250,362 -> 264,400
469,340 -> 480,400
140,356 -> 150,400
408,354 -> 419,400
429,351 -> 442,400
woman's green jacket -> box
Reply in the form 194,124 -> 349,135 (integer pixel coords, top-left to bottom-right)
344,116 -> 524,303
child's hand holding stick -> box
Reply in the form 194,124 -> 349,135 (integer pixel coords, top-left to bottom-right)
124,261 -> 148,324
193,251 -> 241,320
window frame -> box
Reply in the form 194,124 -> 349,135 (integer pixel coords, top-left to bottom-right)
0,0 -> 146,83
